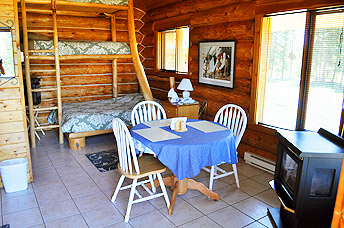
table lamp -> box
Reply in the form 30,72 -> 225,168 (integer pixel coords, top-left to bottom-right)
177,78 -> 193,99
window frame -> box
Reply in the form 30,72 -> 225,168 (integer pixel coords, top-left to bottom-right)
154,26 -> 190,76
251,8 -> 344,136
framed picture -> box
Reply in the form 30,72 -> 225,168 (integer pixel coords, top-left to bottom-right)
198,40 -> 236,89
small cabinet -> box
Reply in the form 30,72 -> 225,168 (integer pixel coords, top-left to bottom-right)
161,100 -> 199,119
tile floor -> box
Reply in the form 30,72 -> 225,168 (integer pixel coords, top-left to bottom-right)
1,131 -> 280,228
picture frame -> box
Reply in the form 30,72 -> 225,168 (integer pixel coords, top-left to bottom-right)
198,40 -> 236,89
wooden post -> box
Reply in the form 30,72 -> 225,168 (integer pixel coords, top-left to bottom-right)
111,16 -> 118,98
52,7 -> 64,144
21,0 -> 36,148
127,0 -> 153,101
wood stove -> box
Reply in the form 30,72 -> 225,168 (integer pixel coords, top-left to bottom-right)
268,128 -> 344,228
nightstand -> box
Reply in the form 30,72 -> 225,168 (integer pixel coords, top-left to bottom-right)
161,100 -> 199,119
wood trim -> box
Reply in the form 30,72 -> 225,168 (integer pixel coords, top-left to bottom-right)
67,129 -> 113,138
249,14 -> 264,125
152,14 -> 192,32
128,0 -> 153,101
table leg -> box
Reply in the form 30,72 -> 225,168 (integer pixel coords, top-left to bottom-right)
168,180 -> 179,215
187,179 -> 219,200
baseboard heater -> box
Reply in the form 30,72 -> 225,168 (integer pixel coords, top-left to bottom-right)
244,152 -> 275,174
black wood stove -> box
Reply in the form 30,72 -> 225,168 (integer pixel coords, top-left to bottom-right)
268,128 -> 344,228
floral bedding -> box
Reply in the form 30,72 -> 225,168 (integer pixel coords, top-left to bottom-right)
64,0 -> 128,5
48,93 -> 145,133
33,41 -> 130,56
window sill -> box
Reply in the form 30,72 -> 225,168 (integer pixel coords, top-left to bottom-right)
153,70 -> 190,79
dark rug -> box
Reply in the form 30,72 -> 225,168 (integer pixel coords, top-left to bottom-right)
85,149 -> 119,172
1,225 -> 10,228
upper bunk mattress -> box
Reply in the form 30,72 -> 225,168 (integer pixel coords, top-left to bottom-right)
33,40 -> 131,56
64,0 -> 128,5
48,93 -> 145,133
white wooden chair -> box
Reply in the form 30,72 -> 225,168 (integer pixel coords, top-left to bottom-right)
111,118 -> 170,223
131,101 -> 167,126
202,104 -> 247,191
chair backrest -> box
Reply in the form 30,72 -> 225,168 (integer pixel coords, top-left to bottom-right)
214,104 -> 247,148
131,101 -> 167,126
112,118 -> 140,175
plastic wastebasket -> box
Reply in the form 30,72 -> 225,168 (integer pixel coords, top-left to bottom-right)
0,158 -> 28,193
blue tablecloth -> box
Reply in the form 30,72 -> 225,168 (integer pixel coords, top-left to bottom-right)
130,119 -> 237,180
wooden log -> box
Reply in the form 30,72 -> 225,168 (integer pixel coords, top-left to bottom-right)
190,2 -> 255,27
145,0 -> 253,22
189,41 -> 254,62
128,0 -> 153,101
141,46 -> 154,59
153,13 -> 192,31
28,30 -> 143,43
238,142 -> 277,161
141,34 -> 154,47
190,20 -> 254,42
22,14 -> 144,32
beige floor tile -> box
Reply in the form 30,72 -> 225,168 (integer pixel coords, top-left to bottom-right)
235,179 -> 269,196
233,197 -> 270,220
159,201 -> 203,226
32,177 -> 64,192
74,191 -> 113,212
216,186 -> 251,205
82,205 -> 124,228
2,193 -> 38,215
196,176 -> 229,191
40,199 -> 79,223
60,171 -> 93,186
33,166 -> 59,182
35,184 -> 71,207
251,172 -> 274,187
66,180 -> 102,198
45,214 -> 89,228
105,221 -> 134,228
245,221 -> 269,228
258,215 -> 274,228
1,183 -> 34,200
29,224 -> 46,228
3,207 -> 43,228
178,216 -> 222,228
186,194 -> 228,215
149,187 -> 183,210
129,210 -> 175,228
208,206 -> 254,228
179,188 -> 203,200
114,199 -> 158,219
55,163 -> 86,177
254,189 -> 281,208
237,164 -> 265,178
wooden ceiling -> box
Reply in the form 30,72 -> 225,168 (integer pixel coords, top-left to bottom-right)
134,0 -> 184,12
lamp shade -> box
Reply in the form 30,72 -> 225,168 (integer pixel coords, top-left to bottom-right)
177,79 -> 193,91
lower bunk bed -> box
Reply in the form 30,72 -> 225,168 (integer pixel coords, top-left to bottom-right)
48,93 -> 145,149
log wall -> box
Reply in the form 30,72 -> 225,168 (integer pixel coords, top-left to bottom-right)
19,9 -> 145,123
140,0 -> 343,161
0,0 -> 32,187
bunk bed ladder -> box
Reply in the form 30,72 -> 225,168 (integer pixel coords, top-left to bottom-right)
20,0 -> 64,148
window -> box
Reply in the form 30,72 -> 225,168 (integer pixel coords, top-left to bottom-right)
257,8 -> 344,135
0,28 -> 15,77
158,27 -> 189,73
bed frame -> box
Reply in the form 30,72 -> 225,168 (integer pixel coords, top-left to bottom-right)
21,0 -> 153,149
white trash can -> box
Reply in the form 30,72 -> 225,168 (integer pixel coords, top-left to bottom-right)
0,158 -> 28,193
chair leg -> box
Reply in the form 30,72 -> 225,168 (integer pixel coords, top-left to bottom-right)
209,165 -> 215,191
232,164 -> 240,188
149,175 -> 156,193
125,178 -> 138,223
111,175 -> 125,202
157,173 -> 170,208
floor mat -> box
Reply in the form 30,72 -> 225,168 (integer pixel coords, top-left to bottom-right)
85,149 -> 118,172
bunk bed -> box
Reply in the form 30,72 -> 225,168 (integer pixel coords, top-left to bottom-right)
21,0 -> 153,149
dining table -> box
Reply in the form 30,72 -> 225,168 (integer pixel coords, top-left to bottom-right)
130,119 -> 237,214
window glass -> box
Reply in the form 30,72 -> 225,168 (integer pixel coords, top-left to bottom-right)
305,12 -> 344,132
159,27 -> 189,73
0,29 -> 15,77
